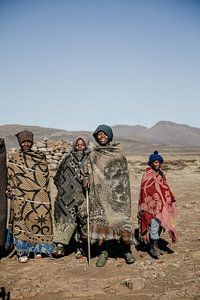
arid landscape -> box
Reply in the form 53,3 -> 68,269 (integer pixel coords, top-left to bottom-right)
1,0 -> 200,297
0,123 -> 200,299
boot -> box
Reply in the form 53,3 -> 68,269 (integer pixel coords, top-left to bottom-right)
150,239 -> 160,258
75,248 -> 85,259
96,250 -> 108,267
123,244 -> 136,264
55,243 -> 65,257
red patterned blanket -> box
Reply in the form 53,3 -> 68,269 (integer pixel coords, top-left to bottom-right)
138,166 -> 177,243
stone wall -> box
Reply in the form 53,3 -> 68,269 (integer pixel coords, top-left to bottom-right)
8,139 -> 72,173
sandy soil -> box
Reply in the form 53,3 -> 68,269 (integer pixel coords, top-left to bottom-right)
0,154 -> 200,300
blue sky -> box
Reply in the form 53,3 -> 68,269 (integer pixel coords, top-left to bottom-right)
0,0 -> 200,130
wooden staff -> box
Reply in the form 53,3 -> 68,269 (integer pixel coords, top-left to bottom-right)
86,189 -> 91,266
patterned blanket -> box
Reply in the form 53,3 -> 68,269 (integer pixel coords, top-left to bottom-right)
138,166 -> 177,243
7,150 -> 53,245
0,138 -> 7,246
53,150 -> 90,244
83,143 -> 133,242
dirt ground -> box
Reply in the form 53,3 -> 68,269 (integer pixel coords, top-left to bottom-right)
0,154 -> 200,300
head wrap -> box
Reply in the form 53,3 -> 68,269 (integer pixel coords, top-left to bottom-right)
148,150 -> 163,165
93,124 -> 113,143
15,130 -> 33,145
72,135 -> 89,149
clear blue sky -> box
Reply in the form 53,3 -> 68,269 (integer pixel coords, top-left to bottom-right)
0,0 -> 200,130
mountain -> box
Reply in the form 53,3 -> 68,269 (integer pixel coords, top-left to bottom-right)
113,121 -> 200,144
112,124 -> 147,138
147,121 -> 200,146
0,121 -> 200,154
0,124 -> 92,150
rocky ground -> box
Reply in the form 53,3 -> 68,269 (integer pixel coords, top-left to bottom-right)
0,154 -> 200,300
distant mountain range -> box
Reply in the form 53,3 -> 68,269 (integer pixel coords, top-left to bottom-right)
1,121 -> 200,154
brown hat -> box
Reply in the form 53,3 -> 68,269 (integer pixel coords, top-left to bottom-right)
15,130 -> 33,145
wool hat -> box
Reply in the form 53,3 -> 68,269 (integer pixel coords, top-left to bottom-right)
15,130 -> 33,145
148,150 -> 163,165
93,124 -> 113,143
72,135 -> 89,149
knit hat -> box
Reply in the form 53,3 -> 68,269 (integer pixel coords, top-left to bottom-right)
148,150 -> 163,165
15,130 -> 33,145
93,124 -> 113,143
72,135 -> 89,149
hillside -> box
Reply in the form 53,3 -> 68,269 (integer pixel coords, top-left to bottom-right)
0,121 -> 200,154
0,124 -> 91,150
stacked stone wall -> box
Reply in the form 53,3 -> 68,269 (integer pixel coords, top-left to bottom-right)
8,139 -> 72,173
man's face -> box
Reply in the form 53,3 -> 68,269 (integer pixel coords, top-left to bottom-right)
97,131 -> 109,146
20,140 -> 33,152
152,160 -> 162,170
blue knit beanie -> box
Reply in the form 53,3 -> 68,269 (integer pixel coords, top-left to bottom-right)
148,150 -> 163,165
93,124 -> 113,143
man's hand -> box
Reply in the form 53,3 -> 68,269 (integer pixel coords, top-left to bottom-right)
82,177 -> 90,189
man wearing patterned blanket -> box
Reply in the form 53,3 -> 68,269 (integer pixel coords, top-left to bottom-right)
6,130 -> 55,263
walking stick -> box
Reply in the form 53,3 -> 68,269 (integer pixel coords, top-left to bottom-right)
86,189 -> 91,266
